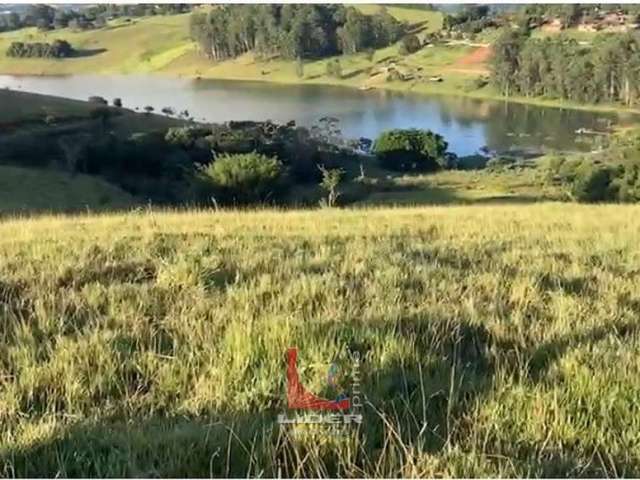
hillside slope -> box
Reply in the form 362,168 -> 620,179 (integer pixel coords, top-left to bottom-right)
0,8 -> 443,76
0,14 -> 193,75
0,165 -> 137,214
0,7 -> 493,102
3,9 -> 639,114
1,204 -> 640,476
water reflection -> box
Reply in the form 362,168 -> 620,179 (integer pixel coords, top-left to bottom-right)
1,74 -> 634,156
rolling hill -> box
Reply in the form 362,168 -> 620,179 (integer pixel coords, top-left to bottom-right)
0,165 -> 137,215
0,7 -> 493,103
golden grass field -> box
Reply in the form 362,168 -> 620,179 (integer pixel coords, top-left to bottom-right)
1,204 -> 640,476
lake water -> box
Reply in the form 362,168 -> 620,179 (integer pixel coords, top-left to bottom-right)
1,74 -> 636,156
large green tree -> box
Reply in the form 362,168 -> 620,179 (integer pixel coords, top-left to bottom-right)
373,129 -> 448,172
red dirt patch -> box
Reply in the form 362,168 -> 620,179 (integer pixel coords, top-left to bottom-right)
448,45 -> 492,75
455,46 -> 492,66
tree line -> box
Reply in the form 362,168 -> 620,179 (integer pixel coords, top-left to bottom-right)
0,4 -> 192,33
189,5 -> 405,61
516,4 -> 640,30
491,30 -> 640,106
6,40 -> 73,58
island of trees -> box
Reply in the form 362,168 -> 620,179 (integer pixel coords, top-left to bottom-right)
6,39 -> 73,58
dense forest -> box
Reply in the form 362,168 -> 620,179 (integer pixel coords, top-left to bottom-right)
491,31 -> 640,106
189,5 -> 405,61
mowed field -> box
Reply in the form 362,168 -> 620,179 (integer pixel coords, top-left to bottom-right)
1,205 -> 640,476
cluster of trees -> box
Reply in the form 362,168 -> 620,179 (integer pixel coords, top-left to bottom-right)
83,4 -> 192,19
6,40 -> 73,58
335,7 -> 404,55
372,129 -> 450,172
492,30 -> 640,105
0,12 -> 21,32
47,119 -> 360,206
517,4 -> 583,30
443,5 -> 494,34
190,5 -> 404,61
544,153 -> 640,203
191,126 -> 453,205
517,4 -> 640,30
0,4 -> 192,33
0,4 -> 108,32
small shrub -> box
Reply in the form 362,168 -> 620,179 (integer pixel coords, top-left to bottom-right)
398,34 -> 421,55
165,126 -> 210,149
88,96 -> 108,105
613,161 -> 640,202
472,76 -> 489,90
326,59 -> 342,79
318,165 -> 344,207
201,152 -> 286,204
113,98 -> 123,108
571,164 -> 616,202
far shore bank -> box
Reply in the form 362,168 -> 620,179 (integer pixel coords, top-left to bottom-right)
3,66 -> 640,118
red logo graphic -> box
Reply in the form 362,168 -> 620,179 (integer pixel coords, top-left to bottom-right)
286,348 -> 350,411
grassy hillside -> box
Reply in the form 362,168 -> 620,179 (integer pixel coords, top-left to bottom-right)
0,8 -> 442,76
1,204 -> 640,476
0,165 -> 137,214
0,14 -> 192,75
0,8 -> 491,105
0,88 -> 99,125
2,9 -> 638,114
0,90 -> 190,215
0,89 -> 185,132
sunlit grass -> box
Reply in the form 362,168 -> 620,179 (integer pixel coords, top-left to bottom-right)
1,204 -> 640,476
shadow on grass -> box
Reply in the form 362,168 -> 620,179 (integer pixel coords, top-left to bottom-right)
70,48 -> 108,58
406,20 -> 430,35
341,67 -> 370,80
361,184 -> 546,206
3,309 -> 639,477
